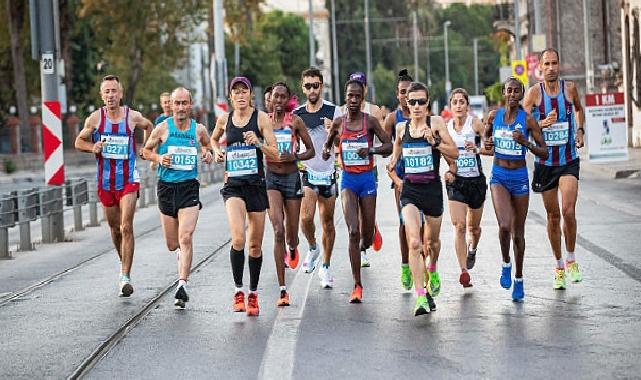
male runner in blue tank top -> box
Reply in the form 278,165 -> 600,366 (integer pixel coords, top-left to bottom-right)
143,87 -> 213,309
383,69 -> 413,290
523,48 -> 585,290
154,92 -> 172,126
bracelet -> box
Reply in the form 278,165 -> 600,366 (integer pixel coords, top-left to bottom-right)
256,141 -> 263,148
577,127 -> 585,134
368,147 -> 376,155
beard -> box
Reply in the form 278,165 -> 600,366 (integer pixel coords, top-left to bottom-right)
308,94 -> 319,105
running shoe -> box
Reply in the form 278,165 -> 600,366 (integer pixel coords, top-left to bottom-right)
426,291 -> 437,311
174,284 -> 189,309
302,245 -> 320,273
500,263 -> 512,289
288,246 -> 300,270
119,278 -> 134,297
567,261 -> 583,283
466,245 -> 477,270
277,290 -> 290,307
512,279 -> 524,301
361,250 -> 370,268
428,271 -> 441,297
459,271 -> 473,288
372,224 -> 383,251
349,284 -> 363,303
247,292 -> 260,316
319,266 -> 334,288
233,291 -> 246,312
553,268 -> 567,290
401,265 -> 413,290
414,295 -> 430,316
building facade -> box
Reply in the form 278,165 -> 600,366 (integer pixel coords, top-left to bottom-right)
622,0 -> 641,147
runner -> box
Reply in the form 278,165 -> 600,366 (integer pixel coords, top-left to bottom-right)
485,76 -> 548,301
382,69 -> 413,290
323,79 -> 392,303
294,67 -> 342,288
444,88 -> 491,288
211,76 -> 279,316
523,48 -> 585,289
386,82 -> 458,315
344,71 -> 384,267
142,87 -> 213,309
154,92 -> 172,126
74,74 -> 153,297
263,86 -> 273,113
265,81 -> 315,306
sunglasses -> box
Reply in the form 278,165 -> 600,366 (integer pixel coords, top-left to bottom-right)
303,82 -> 321,90
407,98 -> 428,106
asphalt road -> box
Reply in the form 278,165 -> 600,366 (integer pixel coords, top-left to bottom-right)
0,157 -> 639,379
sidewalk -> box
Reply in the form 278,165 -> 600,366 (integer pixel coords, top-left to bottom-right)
580,147 -> 641,179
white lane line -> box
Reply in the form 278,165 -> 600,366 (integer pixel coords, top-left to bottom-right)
258,206 -> 344,380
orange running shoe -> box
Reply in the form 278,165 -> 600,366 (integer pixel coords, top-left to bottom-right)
288,246 -> 300,270
247,292 -> 260,316
349,284 -> 363,303
459,271 -> 473,288
233,291 -> 246,312
277,290 -> 290,307
372,224 -> 383,252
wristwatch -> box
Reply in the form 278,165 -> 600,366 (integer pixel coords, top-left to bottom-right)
527,141 -> 535,150
577,127 -> 585,134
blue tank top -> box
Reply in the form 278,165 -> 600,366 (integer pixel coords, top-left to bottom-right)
157,117 -> 199,183
492,108 -> 529,161
393,108 -> 410,177
533,80 -> 577,166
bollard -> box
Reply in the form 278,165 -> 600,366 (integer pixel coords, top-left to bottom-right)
16,189 -> 38,251
148,170 -> 157,205
0,195 -> 17,259
71,179 -> 88,231
39,188 -> 53,244
138,173 -> 147,208
87,180 -> 99,227
50,187 -> 65,243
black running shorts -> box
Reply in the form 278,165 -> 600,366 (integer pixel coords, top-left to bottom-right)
157,179 -> 202,218
446,175 -> 487,209
221,179 -> 269,213
532,158 -> 580,193
400,180 -> 444,217
266,170 -> 303,200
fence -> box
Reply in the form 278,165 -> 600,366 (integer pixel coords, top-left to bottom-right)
1,162 -> 224,259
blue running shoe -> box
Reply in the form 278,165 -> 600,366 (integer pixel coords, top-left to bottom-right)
500,263 -> 512,289
512,279 -> 524,301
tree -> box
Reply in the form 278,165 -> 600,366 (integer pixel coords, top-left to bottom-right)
5,0 -> 29,153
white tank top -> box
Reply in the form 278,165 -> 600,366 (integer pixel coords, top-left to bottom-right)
447,115 -> 481,178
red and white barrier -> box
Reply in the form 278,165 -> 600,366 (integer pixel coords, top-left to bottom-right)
42,101 -> 64,185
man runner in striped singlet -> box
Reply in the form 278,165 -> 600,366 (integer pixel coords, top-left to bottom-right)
75,74 -> 153,297
523,48 -> 585,290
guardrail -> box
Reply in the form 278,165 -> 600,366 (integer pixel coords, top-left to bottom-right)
0,163 -> 224,260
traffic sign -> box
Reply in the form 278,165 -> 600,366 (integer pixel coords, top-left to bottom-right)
511,60 -> 528,87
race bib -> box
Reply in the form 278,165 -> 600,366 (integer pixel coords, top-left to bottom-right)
101,135 -> 129,160
226,145 -> 258,177
494,129 -> 524,156
341,140 -> 369,166
168,146 -> 197,171
456,149 -> 479,177
274,129 -> 293,154
402,143 -> 434,174
307,169 -> 333,186
542,122 -> 569,146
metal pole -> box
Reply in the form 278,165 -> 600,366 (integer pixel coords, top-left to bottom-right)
309,0 -> 316,67
0,228 -> 9,259
514,0 -> 521,59
413,11 -> 419,81
331,0 -> 340,103
364,0 -> 373,102
234,41 -> 240,76
582,0 -> 593,93
473,38 -> 479,95
533,0 -> 542,34
214,0 -> 226,100
37,0 -> 58,103
444,21 -> 451,97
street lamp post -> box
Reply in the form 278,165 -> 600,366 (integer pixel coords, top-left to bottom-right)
444,20 -> 451,98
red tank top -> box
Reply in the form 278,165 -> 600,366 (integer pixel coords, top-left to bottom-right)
338,114 -> 373,173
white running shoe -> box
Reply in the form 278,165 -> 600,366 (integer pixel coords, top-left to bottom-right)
302,245 -> 320,273
319,266 -> 334,288
360,251 -> 370,268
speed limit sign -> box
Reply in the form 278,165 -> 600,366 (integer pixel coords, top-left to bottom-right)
41,53 -> 54,74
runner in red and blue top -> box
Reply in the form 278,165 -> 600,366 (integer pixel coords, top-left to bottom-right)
383,69 -> 413,291
524,48 -> 586,290
74,74 -> 153,298
323,79 -> 392,303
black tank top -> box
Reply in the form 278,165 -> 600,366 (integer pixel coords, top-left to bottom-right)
225,110 -> 264,184
401,117 -> 440,184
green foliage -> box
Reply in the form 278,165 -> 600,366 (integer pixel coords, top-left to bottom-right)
3,159 -> 16,174
484,81 -> 504,105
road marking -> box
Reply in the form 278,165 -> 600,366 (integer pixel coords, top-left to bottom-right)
258,209 -> 344,380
